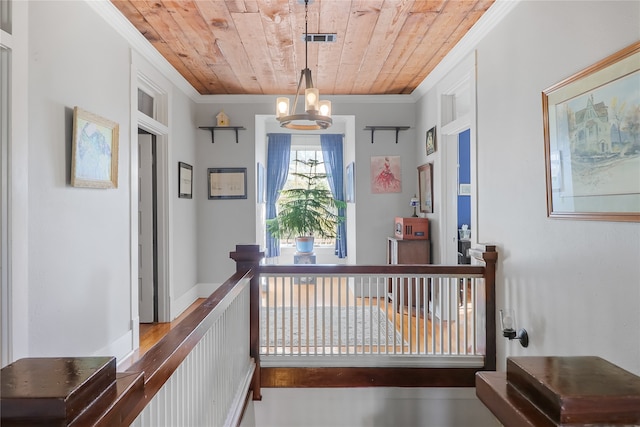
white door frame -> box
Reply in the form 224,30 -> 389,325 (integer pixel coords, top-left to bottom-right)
136,114 -> 169,324
130,51 -> 172,348
438,53 -> 478,264
1,1 -> 29,365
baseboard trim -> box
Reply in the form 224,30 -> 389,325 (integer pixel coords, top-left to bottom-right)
197,282 -> 219,298
94,329 -> 133,363
172,283 -> 222,320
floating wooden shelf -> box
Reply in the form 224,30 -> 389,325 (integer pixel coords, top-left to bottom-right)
364,126 -> 410,144
199,126 -> 246,143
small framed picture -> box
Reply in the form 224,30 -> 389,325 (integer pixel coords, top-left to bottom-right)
208,167 -> 247,200
418,163 -> 433,213
178,162 -> 193,199
71,107 -> 119,188
370,156 -> 401,194
426,126 -> 437,156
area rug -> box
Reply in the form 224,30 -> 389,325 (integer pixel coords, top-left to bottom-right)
261,306 -> 404,347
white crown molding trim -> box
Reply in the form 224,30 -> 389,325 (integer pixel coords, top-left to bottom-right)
86,0 -> 200,101
195,93 -> 416,105
411,0 -> 521,100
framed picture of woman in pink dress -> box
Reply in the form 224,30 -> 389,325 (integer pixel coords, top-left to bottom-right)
370,156 -> 401,194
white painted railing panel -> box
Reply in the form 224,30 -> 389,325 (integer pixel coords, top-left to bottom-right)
261,273 -> 484,367
132,280 -> 253,427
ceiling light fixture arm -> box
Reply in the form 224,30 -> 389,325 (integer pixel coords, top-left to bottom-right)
275,0 -> 332,131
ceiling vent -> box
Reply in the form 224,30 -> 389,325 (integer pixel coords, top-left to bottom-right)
303,33 -> 337,43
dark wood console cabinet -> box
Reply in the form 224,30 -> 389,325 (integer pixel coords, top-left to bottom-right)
387,237 -> 430,314
387,237 -> 430,265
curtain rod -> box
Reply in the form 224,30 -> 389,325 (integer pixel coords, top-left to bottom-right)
267,133 -> 344,137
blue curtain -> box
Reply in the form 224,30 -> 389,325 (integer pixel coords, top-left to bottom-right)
265,134 -> 291,258
320,134 -> 347,258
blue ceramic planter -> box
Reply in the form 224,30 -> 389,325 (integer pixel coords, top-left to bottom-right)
295,237 -> 314,254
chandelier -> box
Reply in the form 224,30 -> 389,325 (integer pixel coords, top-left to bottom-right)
275,0 -> 332,130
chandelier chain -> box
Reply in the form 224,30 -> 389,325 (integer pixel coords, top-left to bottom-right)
304,0 -> 309,71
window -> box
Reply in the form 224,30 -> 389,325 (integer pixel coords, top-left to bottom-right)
277,145 -> 336,247
137,88 -> 154,117
0,0 -> 11,34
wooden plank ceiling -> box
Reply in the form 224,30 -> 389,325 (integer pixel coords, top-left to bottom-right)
111,0 -> 495,96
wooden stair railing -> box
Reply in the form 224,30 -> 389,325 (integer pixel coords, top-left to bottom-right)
0,261 -> 260,426
240,244 -> 498,390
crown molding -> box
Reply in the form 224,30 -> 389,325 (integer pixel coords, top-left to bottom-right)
85,0 -> 200,100
411,0 -> 521,100
87,0 -> 518,104
195,93 -> 415,105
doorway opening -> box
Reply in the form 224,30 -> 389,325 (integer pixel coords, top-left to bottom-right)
138,130 -> 158,323
457,129 -> 472,264
438,53 -> 477,266
443,127 -> 471,265
131,52 -> 172,347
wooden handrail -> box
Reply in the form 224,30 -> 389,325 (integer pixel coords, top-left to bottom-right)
120,270 -> 255,424
0,269 -> 255,426
259,264 -> 486,276
241,244 -> 498,390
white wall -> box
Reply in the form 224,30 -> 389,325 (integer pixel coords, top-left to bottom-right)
168,85 -> 199,312
252,388 -> 496,427
28,0 -> 133,357
195,97 -> 418,286
24,1 -> 201,360
195,102 -> 269,285
481,0 -> 639,374
340,100 -> 418,265
418,0 -> 640,374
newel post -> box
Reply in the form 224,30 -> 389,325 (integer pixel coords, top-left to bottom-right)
229,244 -> 264,401
481,245 -> 498,372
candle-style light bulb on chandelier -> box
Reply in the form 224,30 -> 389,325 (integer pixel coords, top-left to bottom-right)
275,0 -> 332,130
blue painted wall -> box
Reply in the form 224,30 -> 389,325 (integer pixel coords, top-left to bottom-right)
458,129 -> 471,229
